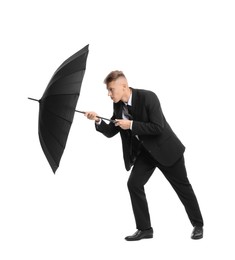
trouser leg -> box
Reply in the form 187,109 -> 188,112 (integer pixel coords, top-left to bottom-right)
127,152 -> 156,230
158,156 -> 204,227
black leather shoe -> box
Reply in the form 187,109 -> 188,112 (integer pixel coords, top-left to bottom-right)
125,228 -> 153,241
191,226 -> 203,240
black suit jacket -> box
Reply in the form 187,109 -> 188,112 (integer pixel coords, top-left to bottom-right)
96,88 -> 185,171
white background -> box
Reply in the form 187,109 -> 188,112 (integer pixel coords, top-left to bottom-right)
1,0 -> 235,259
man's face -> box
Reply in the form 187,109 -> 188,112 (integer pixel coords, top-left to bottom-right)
106,78 -> 126,103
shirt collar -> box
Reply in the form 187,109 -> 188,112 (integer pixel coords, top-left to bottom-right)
124,93 -> 132,106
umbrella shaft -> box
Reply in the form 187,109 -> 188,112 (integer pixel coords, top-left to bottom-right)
75,110 -> 114,123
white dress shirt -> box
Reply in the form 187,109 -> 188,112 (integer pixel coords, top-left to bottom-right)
122,93 -> 133,130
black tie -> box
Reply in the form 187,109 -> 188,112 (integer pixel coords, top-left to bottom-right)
122,103 -> 141,165
123,104 -> 133,120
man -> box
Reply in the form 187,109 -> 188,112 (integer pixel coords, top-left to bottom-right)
85,70 -> 204,241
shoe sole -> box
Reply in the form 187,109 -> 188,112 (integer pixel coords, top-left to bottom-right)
125,235 -> 153,241
191,235 -> 203,240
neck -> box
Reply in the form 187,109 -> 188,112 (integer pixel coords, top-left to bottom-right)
122,87 -> 132,103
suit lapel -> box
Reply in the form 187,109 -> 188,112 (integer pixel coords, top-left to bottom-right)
130,88 -> 138,119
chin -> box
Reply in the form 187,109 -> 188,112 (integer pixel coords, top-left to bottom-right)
113,98 -> 121,103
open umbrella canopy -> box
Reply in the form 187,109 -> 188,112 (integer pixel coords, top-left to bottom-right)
30,45 -> 89,173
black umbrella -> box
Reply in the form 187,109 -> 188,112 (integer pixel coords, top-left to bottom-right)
29,45 -> 115,173
29,45 -> 89,173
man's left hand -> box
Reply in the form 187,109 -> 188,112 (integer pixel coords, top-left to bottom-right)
115,119 -> 132,130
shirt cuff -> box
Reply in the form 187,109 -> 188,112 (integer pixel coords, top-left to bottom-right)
130,120 -> 133,130
95,119 -> 102,125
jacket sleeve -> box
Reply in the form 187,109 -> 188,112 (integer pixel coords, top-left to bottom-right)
95,114 -> 119,138
131,91 -> 165,136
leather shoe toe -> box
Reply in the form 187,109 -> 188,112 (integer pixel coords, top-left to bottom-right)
191,226 -> 203,240
125,228 -> 153,241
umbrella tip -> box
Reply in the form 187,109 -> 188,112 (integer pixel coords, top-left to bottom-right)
28,97 -> 40,102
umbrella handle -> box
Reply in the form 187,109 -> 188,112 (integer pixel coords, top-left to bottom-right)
75,110 -> 115,123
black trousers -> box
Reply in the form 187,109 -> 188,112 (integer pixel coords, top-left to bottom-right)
127,149 -> 204,230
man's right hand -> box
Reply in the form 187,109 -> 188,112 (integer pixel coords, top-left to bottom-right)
84,111 -> 101,123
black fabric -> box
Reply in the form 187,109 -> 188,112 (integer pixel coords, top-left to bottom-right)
128,150 -> 204,230
95,88 -> 203,230
38,45 -> 89,173
96,88 -> 185,170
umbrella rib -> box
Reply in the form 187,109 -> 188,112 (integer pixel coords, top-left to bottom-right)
46,71 -> 84,92
54,45 -> 88,74
40,114 -> 67,150
39,131 -> 58,173
43,105 -> 73,124
42,93 -> 80,100
49,79 -> 83,90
